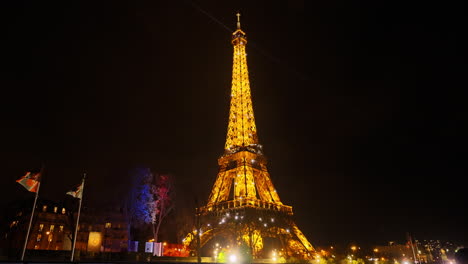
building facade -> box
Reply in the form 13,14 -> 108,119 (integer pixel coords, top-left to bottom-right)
2,198 -> 128,256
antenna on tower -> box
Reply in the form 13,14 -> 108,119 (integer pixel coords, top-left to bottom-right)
236,12 -> 241,29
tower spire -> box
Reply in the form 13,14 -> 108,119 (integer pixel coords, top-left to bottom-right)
226,12 -> 258,153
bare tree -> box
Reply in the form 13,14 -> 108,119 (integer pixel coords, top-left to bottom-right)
150,173 -> 175,242
125,168 -> 175,244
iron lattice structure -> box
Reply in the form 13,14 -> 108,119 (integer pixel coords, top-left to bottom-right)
184,14 -> 315,260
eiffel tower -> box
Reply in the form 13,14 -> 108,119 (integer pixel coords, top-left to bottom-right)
184,14 -> 315,260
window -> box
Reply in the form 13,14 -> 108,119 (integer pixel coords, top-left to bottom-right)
42,205 -> 47,212
10,221 -> 18,228
34,245 -> 39,249
39,224 -> 44,232
59,226 -> 64,232
61,208 -> 66,214
53,207 -> 58,213
105,222 -> 111,229
36,234 -> 42,242
49,225 -> 55,232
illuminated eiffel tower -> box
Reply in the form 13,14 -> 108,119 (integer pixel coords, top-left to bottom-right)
184,14 -> 315,260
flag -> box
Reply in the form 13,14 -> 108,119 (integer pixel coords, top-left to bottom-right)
16,171 -> 41,192
66,181 -> 83,199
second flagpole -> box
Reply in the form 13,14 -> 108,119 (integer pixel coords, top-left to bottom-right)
70,173 -> 86,262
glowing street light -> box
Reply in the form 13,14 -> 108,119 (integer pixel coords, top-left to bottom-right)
229,254 -> 237,263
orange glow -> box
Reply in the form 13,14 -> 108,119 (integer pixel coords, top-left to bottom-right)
87,232 -> 102,252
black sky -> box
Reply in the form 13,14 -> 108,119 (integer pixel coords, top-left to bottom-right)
1,0 -> 467,248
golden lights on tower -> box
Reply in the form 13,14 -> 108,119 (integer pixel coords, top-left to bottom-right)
184,13 -> 315,260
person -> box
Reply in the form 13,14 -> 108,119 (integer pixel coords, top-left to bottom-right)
455,248 -> 468,264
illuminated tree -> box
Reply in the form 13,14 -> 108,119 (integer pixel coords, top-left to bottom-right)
151,173 -> 175,242
125,167 -> 175,244
218,249 -> 227,263
125,167 -> 155,242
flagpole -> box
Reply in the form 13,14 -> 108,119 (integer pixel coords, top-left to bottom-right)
20,181 -> 40,261
71,174 -> 86,262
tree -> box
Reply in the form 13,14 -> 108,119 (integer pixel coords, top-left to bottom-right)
125,168 -> 175,244
125,167 -> 155,243
151,173 -> 175,243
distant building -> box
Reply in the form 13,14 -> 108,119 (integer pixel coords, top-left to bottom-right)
372,240 -> 465,264
418,239 -> 464,263
374,242 -> 415,262
1,198 -> 128,255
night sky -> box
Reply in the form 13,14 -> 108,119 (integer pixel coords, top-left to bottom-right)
1,0 -> 466,248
